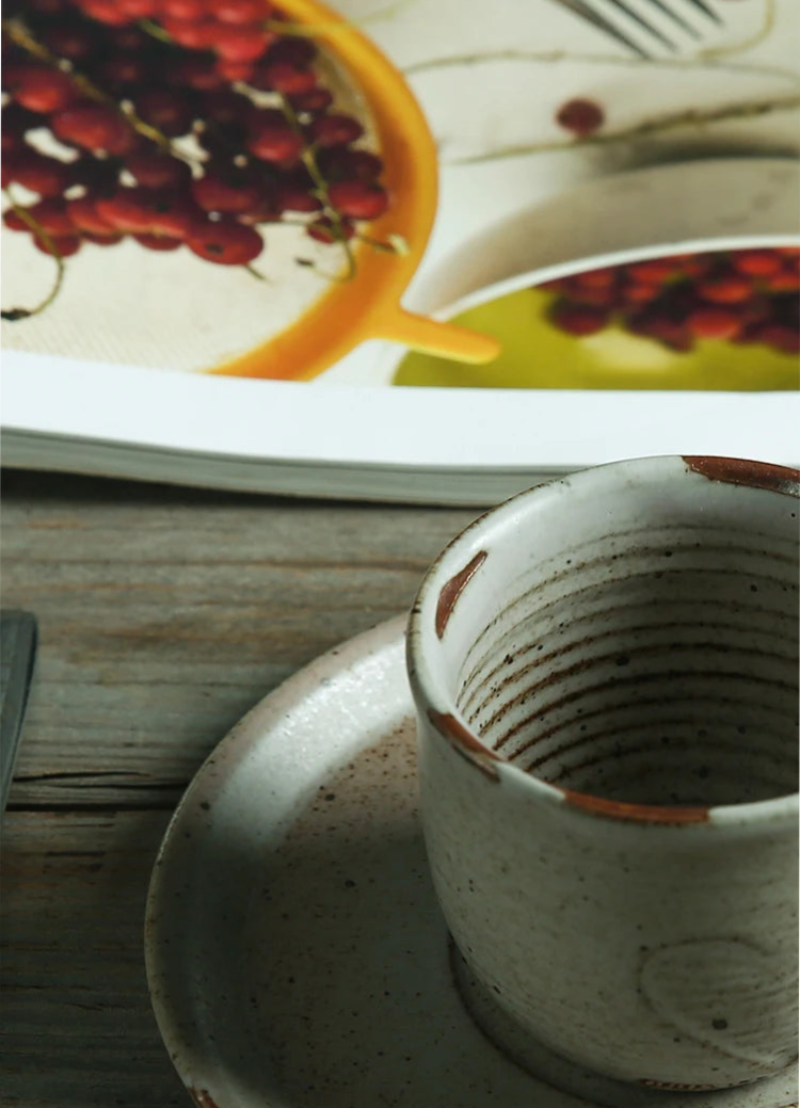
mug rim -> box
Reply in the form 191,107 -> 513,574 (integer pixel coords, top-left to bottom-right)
407,454 -> 800,828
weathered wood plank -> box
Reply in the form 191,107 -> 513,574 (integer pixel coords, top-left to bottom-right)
0,809 -> 187,1106
1,471 -> 478,807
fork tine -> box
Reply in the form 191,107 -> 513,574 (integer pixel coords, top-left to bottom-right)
554,0 -> 653,58
682,0 -> 724,24
602,0 -> 679,50
643,0 -> 701,38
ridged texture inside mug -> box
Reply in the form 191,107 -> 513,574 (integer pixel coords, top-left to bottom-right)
456,523 -> 799,806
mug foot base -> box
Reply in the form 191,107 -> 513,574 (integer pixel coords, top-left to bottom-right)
449,938 -> 798,1108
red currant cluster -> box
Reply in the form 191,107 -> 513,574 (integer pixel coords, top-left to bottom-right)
540,248 -> 800,356
2,0 -> 392,315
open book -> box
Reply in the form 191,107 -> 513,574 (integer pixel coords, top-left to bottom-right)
3,0 -> 799,505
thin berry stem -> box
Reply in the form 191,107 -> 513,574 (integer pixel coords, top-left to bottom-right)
404,47 -> 800,90
700,0 -> 776,62
137,18 -> 174,45
245,262 -> 269,281
451,92 -> 800,165
276,92 -> 357,281
1,187 -> 65,322
355,232 -> 403,254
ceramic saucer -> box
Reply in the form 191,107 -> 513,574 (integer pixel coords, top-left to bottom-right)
145,617 -> 798,1108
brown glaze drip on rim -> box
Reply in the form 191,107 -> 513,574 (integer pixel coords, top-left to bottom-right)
560,787 -> 709,824
428,709 -> 500,781
684,457 -> 800,497
435,551 -> 488,640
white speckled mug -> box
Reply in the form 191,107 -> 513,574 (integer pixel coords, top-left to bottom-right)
407,456 -> 799,1104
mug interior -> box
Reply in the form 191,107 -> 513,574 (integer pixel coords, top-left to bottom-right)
428,459 -> 799,809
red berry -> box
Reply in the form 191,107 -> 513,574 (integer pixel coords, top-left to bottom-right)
192,168 -> 263,213
628,312 -> 693,352
619,281 -> 662,305
572,267 -> 616,289
317,147 -> 383,183
731,249 -> 782,278
160,16 -> 217,49
247,111 -> 304,162
3,150 -> 72,196
266,37 -> 316,67
51,102 -> 136,155
306,216 -> 355,244
33,233 -> 82,257
170,56 -> 225,91
764,268 -> 800,293
256,61 -> 317,94
92,191 -> 150,234
187,217 -> 263,264
214,58 -> 256,82
275,180 -> 321,212
625,258 -> 680,283
687,307 -> 742,340
236,190 -> 281,223
307,113 -> 363,148
66,194 -> 118,235
7,64 -> 78,113
696,274 -> 753,304
761,325 -> 800,355
288,87 -> 333,114
327,179 -> 388,220
97,187 -> 196,237
675,255 -> 712,279
3,209 -> 28,232
126,149 -> 192,190
560,281 -> 615,307
550,301 -> 609,336
22,198 -> 77,237
135,89 -> 196,137
75,0 -> 136,23
200,89 -> 253,126
210,0 -> 271,22
213,24 -> 273,62
555,98 -> 604,137
41,21 -> 100,61
95,53 -> 152,89
83,230 -> 124,245
120,0 -> 158,13
134,233 -> 183,251
160,0 -> 209,17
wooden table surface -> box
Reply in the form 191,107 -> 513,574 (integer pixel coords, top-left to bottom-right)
0,469 -> 479,1108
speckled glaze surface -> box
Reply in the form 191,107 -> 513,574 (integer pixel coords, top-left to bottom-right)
407,457 -> 799,1101
146,616 -> 798,1108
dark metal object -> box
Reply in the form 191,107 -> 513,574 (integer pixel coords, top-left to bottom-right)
550,0 -> 723,57
1,610 -> 38,814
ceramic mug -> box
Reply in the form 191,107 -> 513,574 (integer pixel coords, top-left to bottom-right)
407,456 -> 799,1103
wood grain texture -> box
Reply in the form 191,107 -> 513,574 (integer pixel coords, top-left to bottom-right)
2,809 -> 186,1107
0,469 -> 480,1106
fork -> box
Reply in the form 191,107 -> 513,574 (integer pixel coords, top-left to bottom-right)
551,0 -> 724,58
